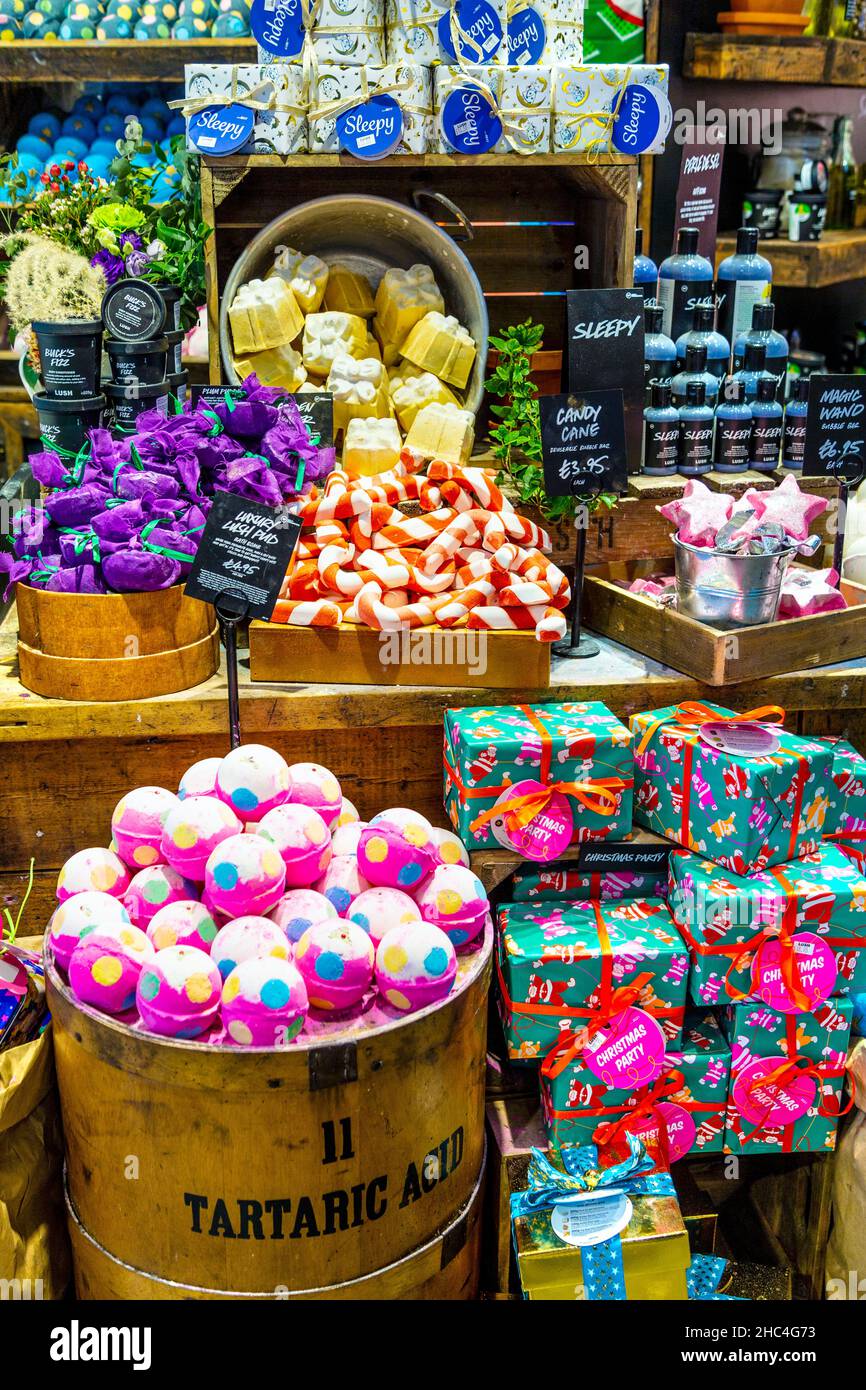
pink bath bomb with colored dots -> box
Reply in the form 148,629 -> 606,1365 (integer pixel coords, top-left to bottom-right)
287,762 -> 342,827
269,888 -> 337,944
431,827 -> 470,869
48,890 -> 132,972
56,847 -> 130,904
358,808 -> 438,893
257,804 -> 333,888
211,915 -> 291,980
221,955 -> 308,1046
295,919 -> 374,1011
216,744 -> 292,823
375,921 -> 457,1013
334,796 -> 360,829
331,821 -> 367,857
204,833 -> 286,918
111,786 -> 180,870
178,757 -> 222,801
415,864 -> 489,948
346,887 -> 421,948
146,900 -> 220,953
315,855 -> 371,915
124,864 -> 198,929
135,945 -> 222,1039
68,922 -> 154,1015
159,796 -> 242,881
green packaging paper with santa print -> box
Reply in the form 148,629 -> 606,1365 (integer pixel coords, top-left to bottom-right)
541,1010 -> 731,1157
444,701 -> 634,856
496,895 -> 689,1063
721,997 -> 852,1155
630,702 -> 838,873
583,0 -> 645,64
667,843 -> 866,1010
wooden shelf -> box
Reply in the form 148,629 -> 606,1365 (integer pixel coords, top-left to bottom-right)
716,228 -> 866,288
683,32 -> 866,86
0,37 -> 256,83
203,152 -> 636,172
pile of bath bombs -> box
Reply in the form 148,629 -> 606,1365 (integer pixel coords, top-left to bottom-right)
0,0 -> 250,45
11,86 -> 185,200
228,258 -> 478,473
49,744 -> 488,1046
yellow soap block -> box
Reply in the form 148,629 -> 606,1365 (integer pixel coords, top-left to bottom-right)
372,318 -> 402,369
400,311 -> 477,390
228,277 -> 305,355
365,333 -> 382,362
326,354 -> 392,435
323,264 -> 375,319
269,245 -> 329,315
302,311 -> 368,378
234,343 -> 307,392
390,367 -> 460,432
374,263 -> 445,347
404,401 -> 475,465
343,416 -> 403,478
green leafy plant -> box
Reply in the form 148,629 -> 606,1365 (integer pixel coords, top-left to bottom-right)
485,318 -> 616,525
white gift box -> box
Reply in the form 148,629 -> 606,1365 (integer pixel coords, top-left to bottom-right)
386,0 -> 507,67
308,62 -> 433,154
434,64 -> 551,155
183,63 -> 307,155
505,0 -> 584,66
552,62 -> 669,154
257,0 -> 385,66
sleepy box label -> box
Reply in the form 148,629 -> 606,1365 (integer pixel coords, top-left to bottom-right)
187,103 -> 254,155
440,85 -> 502,153
250,0 -> 305,58
507,5 -> 545,63
337,95 -> 403,161
438,0 -> 503,62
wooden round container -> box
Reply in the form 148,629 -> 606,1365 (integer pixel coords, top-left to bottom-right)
47,927 -> 491,1299
16,583 -> 219,701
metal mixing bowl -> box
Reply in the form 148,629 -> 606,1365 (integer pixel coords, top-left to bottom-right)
220,194 -> 489,415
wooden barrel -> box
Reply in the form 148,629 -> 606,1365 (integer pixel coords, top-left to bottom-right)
47,927 -> 491,1299
16,583 -> 219,701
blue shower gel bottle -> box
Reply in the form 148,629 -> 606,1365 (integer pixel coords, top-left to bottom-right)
633,227 -> 659,303
716,226 -> 773,347
678,381 -> 715,477
782,376 -> 811,470
733,341 -> 774,404
714,377 -> 753,474
658,227 -> 714,341
676,302 -> 731,381
644,303 -> 677,405
643,382 -> 680,476
671,343 -> 721,409
733,301 -> 789,402
750,376 -> 784,473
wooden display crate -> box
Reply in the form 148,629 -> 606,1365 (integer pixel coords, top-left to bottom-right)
683,32 -> 866,86
716,230 -> 866,290
0,37 -> 256,83
248,620 -> 551,689
583,558 -> 866,687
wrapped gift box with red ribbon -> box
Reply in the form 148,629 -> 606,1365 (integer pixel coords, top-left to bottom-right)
443,701 -> 634,855
667,843 -> 866,1010
496,896 -> 689,1062
630,702 -> 838,874
511,860 -> 668,904
825,739 -> 866,854
721,998 -> 852,1155
541,1010 -> 731,1158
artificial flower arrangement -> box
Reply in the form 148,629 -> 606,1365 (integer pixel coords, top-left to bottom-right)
0,375 -> 335,596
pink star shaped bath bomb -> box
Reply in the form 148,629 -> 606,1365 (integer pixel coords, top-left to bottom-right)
744,474 -> 828,542
778,566 -> 846,619
657,480 -> 734,547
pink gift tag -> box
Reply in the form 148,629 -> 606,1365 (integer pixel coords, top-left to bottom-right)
732,1055 -> 816,1128
582,1005 -> 668,1088
628,1101 -> 696,1164
698,721 -> 781,758
490,780 -> 573,862
750,932 -> 838,1014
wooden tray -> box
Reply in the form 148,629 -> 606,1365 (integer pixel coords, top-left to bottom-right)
249,621 -> 550,689
583,558 -> 866,687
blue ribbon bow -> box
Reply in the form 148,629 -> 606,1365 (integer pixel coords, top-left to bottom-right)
686,1254 -> 746,1301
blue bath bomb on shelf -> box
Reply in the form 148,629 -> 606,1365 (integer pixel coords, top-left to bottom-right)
72,92 -> 103,114
22,10 -> 60,34
178,0 -> 214,16
17,133 -> 52,159
171,12 -> 204,32
53,136 -> 89,158
81,153 -> 111,178
141,94 -> 169,120
139,114 -> 165,139
97,112 -> 126,137
164,114 -> 185,138
0,10 -> 23,33
61,113 -> 97,140
142,0 -> 176,17
97,14 -> 134,34
134,12 -> 169,34
211,8 -> 247,34
34,0 -> 65,17
28,111 -> 61,141
59,14 -> 98,33
89,137 -> 117,156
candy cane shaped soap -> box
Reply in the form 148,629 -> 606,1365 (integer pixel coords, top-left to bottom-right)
111,786 -> 180,869
295,919 -> 374,1011
216,744 -> 292,823
160,796 -> 242,881
221,956 -> 309,1047
136,945 -> 223,1039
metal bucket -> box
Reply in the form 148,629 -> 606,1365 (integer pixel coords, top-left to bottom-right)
220,194 -> 489,414
674,536 -> 795,629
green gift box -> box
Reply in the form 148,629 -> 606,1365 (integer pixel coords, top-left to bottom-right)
722,997 -> 852,1155
497,896 -> 689,1062
583,0 -> 645,65
631,702 -> 839,873
541,1010 -> 730,1156
825,739 -> 866,845
668,843 -> 866,1009
444,701 -> 634,854
512,859 -> 668,903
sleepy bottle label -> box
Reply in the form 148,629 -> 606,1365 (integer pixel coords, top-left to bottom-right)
658,277 -> 711,341
716,417 -> 752,469
643,418 -> 679,473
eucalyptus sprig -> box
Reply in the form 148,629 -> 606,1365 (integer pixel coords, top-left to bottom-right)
485,319 -> 616,525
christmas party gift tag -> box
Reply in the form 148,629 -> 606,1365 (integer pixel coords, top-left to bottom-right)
668,843 -> 866,1010
511,847 -> 669,903
541,1010 -> 730,1158
721,998 -> 852,1155
496,896 -> 689,1062
444,700 -> 634,854
631,702 -> 838,873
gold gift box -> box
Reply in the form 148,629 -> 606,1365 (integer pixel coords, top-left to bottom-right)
716,1261 -> 793,1301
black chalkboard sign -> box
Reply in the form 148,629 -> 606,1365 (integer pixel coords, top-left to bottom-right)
185,493 -> 301,620
190,385 -> 248,407
803,374 -> 866,481
540,389 -> 628,498
288,391 -> 334,448
576,841 -> 672,875
566,288 -> 645,473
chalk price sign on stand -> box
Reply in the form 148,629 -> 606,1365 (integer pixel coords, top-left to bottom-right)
803,374 -> 866,480
539,389 -> 628,497
185,493 -> 301,621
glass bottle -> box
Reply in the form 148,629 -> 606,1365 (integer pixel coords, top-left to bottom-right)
827,115 -> 856,229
